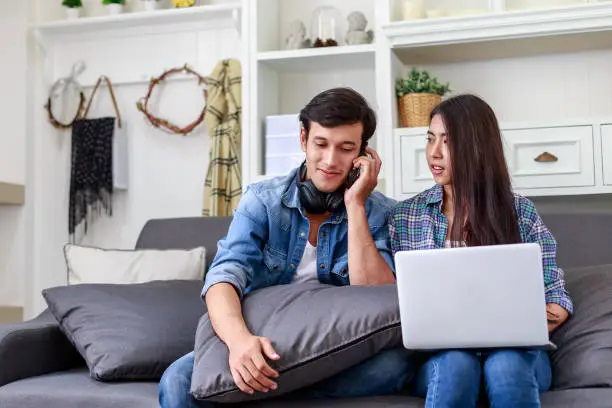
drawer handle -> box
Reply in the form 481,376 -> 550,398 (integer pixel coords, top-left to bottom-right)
534,152 -> 558,163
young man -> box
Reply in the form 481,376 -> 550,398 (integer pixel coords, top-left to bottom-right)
159,88 -> 414,407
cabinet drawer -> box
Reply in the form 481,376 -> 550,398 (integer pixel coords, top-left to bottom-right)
502,125 -> 595,189
602,125 -> 612,186
399,135 -> 433,194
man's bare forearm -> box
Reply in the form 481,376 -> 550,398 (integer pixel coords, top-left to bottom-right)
205,283 -> 252,348
347,203 -> 395,286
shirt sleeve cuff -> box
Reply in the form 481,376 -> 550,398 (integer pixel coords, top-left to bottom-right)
545,293 -> 574,315
201,274 -> 245,301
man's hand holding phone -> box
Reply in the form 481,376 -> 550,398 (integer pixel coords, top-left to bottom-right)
344,146 -> 382,208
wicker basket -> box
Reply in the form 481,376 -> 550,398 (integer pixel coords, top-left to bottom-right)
399,93 -> 442,127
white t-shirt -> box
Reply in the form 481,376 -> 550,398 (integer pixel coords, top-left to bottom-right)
292,241 -> 319,284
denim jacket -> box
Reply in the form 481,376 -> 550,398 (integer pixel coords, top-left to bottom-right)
201,166 -> 398,299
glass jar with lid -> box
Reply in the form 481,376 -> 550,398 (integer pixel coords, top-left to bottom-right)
310,5 -> 345,47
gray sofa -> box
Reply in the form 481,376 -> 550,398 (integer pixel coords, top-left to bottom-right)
1,212 -> 612,408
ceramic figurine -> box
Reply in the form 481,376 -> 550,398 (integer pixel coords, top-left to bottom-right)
346,11 -> 374,45
285,20 -> 311,50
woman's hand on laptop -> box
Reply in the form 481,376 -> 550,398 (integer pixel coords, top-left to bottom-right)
546,303 -> 569,332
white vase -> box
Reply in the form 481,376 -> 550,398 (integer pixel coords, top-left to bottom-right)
107,3 -> 123,15
142,1 -> 159,11
65,7 -> 80,19
402,0 -> 425,20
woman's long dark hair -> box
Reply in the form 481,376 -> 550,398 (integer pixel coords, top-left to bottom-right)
430,94 -> 521,247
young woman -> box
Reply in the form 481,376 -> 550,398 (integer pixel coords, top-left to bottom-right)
389,94 -> 573,408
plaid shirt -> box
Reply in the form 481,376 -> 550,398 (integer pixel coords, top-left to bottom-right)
389,184 -> 573,314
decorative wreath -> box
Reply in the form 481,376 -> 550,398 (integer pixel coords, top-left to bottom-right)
136,64 -> 208,135
45,91 -> 86,130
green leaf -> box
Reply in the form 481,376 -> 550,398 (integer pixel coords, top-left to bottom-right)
62,0 -> 82,7
395,67 -> 451,97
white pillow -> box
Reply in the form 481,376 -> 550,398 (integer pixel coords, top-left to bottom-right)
64,244 -> 206,285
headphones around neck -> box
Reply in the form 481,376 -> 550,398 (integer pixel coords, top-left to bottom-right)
297,161 -> 345,214
297,142 -> 368,214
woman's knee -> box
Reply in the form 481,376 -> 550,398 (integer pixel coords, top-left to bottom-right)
414,350 -> 481,404
483,350 -> 548,407
484,349 -> 534,380
484,349 -> 550,391
437,350 -> 481,375
416,351 -> 481,389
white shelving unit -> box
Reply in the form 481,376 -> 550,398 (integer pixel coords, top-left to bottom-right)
32,2 -> 242,87
33,3 -> 241,50
243,0 -> 379,185
256,44 -> 376,72
385,1 -> 612,199
241,0 -> 612,198
32,0 -> 612,200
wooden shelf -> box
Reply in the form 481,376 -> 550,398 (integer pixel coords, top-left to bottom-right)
256,44 -> 376,73
32,3 -> 241,50
383,3 -> 612,63
0,182 -> 25,205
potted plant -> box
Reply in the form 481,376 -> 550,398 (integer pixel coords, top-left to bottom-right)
62,0 -> 83,19
102,0 -> 126,15
396,67 -> 451,127
141,0 -> 161,11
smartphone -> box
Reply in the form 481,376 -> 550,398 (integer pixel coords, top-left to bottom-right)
346,142 -> 368,188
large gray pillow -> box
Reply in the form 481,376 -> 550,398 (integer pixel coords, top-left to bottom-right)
42,279 -> 206,381
190,283 -> 403,403
550,263 -> 612,389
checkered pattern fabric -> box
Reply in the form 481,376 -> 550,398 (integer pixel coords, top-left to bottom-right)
389,184 -> 573,313
202,59 -> 242,217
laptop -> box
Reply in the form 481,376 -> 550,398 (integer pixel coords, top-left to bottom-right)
394,242 -> 555,351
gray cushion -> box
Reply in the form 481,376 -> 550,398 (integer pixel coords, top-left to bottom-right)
0,368 -> 159,408
136,216 -> 233,269
191,283 -> 403,403
550,264 -> 612,389
42,280 -> 206,381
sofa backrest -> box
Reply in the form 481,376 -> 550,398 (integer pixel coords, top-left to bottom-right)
135,217 -> 233,267
540,211 -> 612,269
134,211 -> 612,271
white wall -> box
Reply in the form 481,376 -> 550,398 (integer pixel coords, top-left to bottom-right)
0,2 -> 27,186
24,0 -> 241,317
415,48 -> 612,124
0,1 -> 29,308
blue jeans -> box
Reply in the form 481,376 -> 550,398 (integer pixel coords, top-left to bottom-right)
414,349 -> 552,408
159,347 -> 414,408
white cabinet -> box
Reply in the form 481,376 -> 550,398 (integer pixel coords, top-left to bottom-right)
394,123 -> 605,199
502,125 -> 595,190
397,132 -> 433,194
601,124 -> 612,186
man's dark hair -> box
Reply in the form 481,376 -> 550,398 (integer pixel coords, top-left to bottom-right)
299,87 -> 376,145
